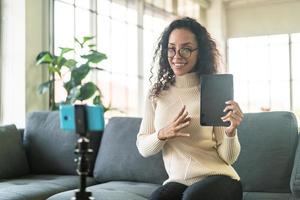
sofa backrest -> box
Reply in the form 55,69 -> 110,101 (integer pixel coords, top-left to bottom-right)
24,111 -> 102,175
233,111 -> 298,193
93,117 -> 168,184
93,112 -> 299,190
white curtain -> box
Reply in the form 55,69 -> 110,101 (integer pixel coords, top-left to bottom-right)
0,0 -> 2,124
0,0 -> 25,127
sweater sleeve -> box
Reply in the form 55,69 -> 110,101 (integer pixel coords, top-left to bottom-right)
136,95 -> 166,157
213,126 -> 241,165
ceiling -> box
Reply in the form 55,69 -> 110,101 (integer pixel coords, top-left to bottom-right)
222,0 -> 297,8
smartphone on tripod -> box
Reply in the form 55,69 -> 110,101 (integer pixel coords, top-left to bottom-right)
59,104 -> 104,132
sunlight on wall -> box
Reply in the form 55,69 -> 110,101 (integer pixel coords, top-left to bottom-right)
0,0 -> 25,127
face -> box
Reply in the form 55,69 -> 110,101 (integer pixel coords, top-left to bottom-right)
167,28 -> 198,76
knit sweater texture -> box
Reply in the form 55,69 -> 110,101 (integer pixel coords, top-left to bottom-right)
136,72 -> 240,186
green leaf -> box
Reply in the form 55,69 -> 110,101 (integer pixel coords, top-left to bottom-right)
68,87 -> 80,103
71,64 -> 90,82
57,57 -> 67,70
74,37 -> 83,48
77,82 -> 97,101
81,51 -> 107,64
103,101 -> 116,113
51,55 -> 59,66
36,51 -> 53,65
96,86 -> 103,97
64,59 -> 77,68
48,66 -> 61,77
59,47 -> 74,55
91,67 -> 105,71
38,80 -> 53,94
93,95 -> 102,105
83,36 -> 94,45
63,79 -> 81,94
88,44 -> 96,48
63,81 -> 73,94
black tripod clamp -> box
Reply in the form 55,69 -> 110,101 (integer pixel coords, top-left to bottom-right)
72,105 -> 94,200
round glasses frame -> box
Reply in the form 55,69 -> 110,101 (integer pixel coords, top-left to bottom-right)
167,47 -> 198,59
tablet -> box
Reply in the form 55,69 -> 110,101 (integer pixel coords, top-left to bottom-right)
200,74 -> 234,126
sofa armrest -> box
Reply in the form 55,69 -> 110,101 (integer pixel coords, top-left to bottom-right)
291,137 -> 300,197
18,128 -> 24,140
0,124 -> 30,179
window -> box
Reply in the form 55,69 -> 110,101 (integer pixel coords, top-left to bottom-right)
53,0 -> 202,117
96,0 -> 140,116
143,2 -> 175,98
0,0 -> 203,126
228,34 -> 300,122
291,33 -> 300,123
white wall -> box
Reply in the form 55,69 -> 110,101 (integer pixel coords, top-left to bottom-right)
226,0 -> 300,38
0,0 -> 2,122
25,0 -> 50,114
0,0 -> 49,127
206,0 -> 227,71
0,0 -> 26,126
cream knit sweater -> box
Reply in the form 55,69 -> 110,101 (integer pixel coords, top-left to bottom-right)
136,72 -> 240,186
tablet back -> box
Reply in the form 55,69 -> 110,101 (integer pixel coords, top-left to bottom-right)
200,74 -> 233,126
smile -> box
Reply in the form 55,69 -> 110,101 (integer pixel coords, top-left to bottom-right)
173,63 -> 186,68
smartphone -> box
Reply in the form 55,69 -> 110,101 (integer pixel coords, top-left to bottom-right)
59,104 -> 104,132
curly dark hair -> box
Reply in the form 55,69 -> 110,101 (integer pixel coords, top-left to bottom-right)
149,17 -> 221,98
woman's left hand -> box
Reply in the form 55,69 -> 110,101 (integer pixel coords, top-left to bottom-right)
221,100 -> 244,137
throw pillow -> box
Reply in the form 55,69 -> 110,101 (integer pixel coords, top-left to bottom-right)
0,124 -> 29,178
24,111 -> 102,175
93,117 -> 168,184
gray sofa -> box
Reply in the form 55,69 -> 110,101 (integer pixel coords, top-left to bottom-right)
0,111 -> 299,200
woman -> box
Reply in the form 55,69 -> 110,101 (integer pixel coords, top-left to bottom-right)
136,17 -> 243,200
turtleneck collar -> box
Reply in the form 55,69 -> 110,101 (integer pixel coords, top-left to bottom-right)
174,72 -> 199,88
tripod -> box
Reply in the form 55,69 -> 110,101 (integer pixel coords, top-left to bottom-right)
72,105 -> 94,200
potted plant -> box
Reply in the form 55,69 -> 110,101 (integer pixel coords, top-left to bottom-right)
36,36 -> 108,111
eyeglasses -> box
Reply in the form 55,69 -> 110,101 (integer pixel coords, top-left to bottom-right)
167,47 -> 198,59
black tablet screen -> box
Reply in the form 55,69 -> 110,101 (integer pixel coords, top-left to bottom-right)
200,74 -> 234,126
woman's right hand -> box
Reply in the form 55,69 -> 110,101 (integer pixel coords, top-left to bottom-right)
157,105 -> 191,140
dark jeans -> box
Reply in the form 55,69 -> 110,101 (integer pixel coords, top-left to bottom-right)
149,175 -> 243,200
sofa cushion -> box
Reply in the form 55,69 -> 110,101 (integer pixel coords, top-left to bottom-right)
93,117 -> 168,184
0,175 -> 96,200
242,192 -> 293,200
24,111 -> 102,175
47,181 -> 160,200
0,124 -> 29,179
233,111 -> 298,192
